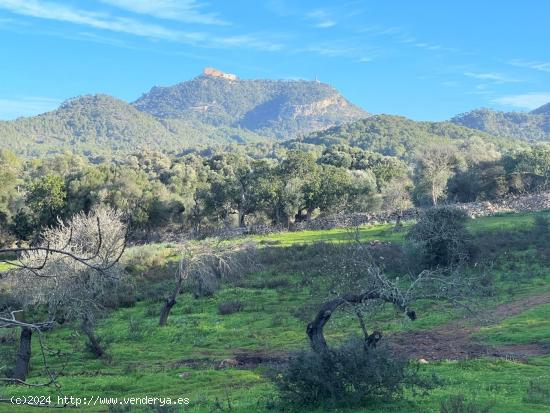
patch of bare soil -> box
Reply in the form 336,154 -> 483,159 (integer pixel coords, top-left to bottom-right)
168,292 -> 550,372
389,291 -> 550,361
169,350 -> 288,372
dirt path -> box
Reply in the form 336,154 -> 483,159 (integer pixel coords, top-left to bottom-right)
169,291 -> 550,371
389,291 -> 550,361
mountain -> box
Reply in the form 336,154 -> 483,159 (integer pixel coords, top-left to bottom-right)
132,68 -> 368,139
531,102 -> 550,115
285,114 -> 521,160
0,94 -> 268,157
450,105 -> 550,141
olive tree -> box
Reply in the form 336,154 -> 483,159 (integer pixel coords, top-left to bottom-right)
414,144 -> 462,205
159,241 -> 258,326
305,242 -> 480,354
1,207 -> 126,382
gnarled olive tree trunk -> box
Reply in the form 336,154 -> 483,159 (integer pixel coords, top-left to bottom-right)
159,276 -> 183,326
82,314 -> 104,358
306,291 -> 416,353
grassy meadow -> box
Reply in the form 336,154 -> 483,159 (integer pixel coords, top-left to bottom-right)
1,211 -> 550,412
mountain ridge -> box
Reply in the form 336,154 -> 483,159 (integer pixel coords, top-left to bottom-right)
286,114 -> 524,161
0,69 -> 545,158
132,70 -> 368,138
0,93 -> 268,156
0,69 -> 370,156
450,104 -> 550,141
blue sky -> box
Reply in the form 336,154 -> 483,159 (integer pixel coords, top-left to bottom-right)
0,0 -> 549,120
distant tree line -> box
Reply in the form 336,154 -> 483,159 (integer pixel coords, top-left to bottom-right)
0,141 -> 549,244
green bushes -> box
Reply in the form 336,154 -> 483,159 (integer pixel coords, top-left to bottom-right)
408,206 -> 472,267
275,336 -> 435,409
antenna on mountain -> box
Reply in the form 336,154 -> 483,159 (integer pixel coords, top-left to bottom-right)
314,76 -> 320,83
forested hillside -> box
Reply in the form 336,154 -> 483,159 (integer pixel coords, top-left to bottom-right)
451,104 -> 550,141
286,115 -> 523,160
133,72 -> 368,138
0,94 -> 269,157
1,72 -> 547,159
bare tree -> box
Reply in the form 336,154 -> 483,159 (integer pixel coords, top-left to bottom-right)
382,178 -> 414,228
159,241 -> 258,326
306,244 -> 478,353
414,144 -> 462,205
0,207 -> 127,382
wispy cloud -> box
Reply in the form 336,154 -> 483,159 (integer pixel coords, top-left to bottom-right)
0,0 -> 202,41
357,25 -> 458,54
0,96 -> 61,120
464,71 -> 519,83
0,0 -> 282,51
509,59 -> 550,73
99,0 -> 228,25
493,92 -> 550,110
298,40 -> 377,61
306,9 -> 336,29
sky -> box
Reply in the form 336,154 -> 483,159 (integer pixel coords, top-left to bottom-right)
0,0 -> 549,121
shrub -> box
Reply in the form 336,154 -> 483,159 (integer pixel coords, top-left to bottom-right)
187,273 -> 218,298
275,335 -> 435,409
408,206 -> 472,267
440,394 -> 494,413
218,300 -> 244,315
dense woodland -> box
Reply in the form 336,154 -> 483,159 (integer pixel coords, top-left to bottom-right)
0,138 -> 549,244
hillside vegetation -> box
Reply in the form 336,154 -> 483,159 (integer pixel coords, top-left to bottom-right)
133,75 -> 368,139
451,105 -> 550,142
287,115 -> 523,159
1,72 -> 547,159
0,94 -> 269,157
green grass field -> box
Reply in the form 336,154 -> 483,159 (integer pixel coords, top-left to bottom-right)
1,211 -> 550,412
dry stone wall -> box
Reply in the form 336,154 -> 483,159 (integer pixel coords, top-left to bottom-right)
288,192 -> 550,232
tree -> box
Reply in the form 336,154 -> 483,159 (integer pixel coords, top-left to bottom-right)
408,206 -> 472,267
314,166 -> 353,213
305,243 -> 479,354
1,207 -> 127,381
25,174 -> 67,229
0,150 -> 22,243
159,242 -> 258,326
347,169 -> 378,212
506,145 -> 550,193
382,178 -> 414,225
280,151 -> 321,221
414,145 -> 462,205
